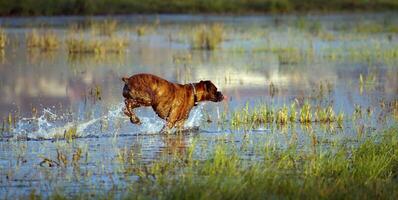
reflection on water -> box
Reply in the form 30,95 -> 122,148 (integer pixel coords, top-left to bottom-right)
0,14 -> 397,198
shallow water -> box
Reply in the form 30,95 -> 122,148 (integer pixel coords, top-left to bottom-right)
0,14 -> 397,198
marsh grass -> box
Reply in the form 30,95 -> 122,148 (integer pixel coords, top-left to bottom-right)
255,44 -> 398,64
0,48 -> 4,64
192,24 -> 223,50
43,126 -> 398,199
275,105 -> 289,124
90,20 -> 118,37
230,101 -> 348,130
0,27 -> 7,49
1,112 -> 17,133
88,85 -> 102,103
1,119 -> 4,134
354,22 -> 398,34
135,25 -> 151,36
251,22 -> 398,64
299,102 -> 312,123
40,143 -> 86,169
66,21 -> 128,54
314,106 -> 336,123
66,36 -> 128,54
323,46 -> 398,62
26,30 -> 60,51
336,112 -> 344,128
254,47 -> 315,64
392,100 -> 398,121
277,48 -> 303,64
64,125 -> 77,142
68,20 -> 119,37
149,127 -> 397,199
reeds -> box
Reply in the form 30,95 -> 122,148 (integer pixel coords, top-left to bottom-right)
276,105 -> 288,124
40,145 -> 85,168
231,101 -> 347,129
277,48 -> 303,64
90,19 -> 118,37
65,20 -> 128,54
26,30 -> 60,51
0,27 -> 6,49
136,25 -> 148,36
253,47 -> 315,64
1,112 -> 17,133
192,24 -> 223,50
66,36 -> 128,54
314,106 -> 335,123
64,125 -> 77,142
299,102 -> 312,123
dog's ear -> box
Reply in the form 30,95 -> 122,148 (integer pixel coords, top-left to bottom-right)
200,80 -> 213,91
122,77 -> 129,84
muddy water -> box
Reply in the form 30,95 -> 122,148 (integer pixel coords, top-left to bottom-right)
0,14 -> 397,197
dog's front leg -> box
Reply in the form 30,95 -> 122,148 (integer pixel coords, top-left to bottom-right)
123,99 -> 142,124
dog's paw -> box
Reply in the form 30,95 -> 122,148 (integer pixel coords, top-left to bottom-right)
129,116 -> 141,125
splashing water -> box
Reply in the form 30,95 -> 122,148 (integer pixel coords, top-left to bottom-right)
130,104 -> 204,134
185,104 -> 204,128
6,103 -> 205,141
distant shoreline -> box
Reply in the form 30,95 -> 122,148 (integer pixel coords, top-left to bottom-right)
0,0 -> 397,16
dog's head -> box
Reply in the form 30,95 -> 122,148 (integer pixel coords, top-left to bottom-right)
198,80 -> 224,102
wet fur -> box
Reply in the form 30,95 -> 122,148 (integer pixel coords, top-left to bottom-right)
122,73 -> 223,132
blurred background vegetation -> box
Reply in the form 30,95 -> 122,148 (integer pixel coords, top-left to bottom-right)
0,0 -> 397,16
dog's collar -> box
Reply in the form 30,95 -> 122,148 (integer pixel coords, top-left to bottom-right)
190,83 -> 198,106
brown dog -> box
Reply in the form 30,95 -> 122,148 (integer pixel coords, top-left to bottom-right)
122,73 -> 224,132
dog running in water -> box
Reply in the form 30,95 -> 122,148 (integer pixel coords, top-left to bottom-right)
122,73 -> 225,133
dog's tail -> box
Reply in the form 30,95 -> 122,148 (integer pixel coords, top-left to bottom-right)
122,77 -> 129,84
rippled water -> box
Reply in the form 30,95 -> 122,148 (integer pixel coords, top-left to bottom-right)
0,14 -> 397,198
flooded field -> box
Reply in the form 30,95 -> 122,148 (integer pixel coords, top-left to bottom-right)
0,14 -> 397,199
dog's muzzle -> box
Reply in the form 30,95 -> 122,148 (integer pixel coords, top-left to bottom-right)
215,91 -> 224,102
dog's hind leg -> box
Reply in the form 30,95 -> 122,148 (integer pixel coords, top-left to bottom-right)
123,99 -> 142,124
174,120 -> 187,134
160,121 -> 174,134
160,118 -> 180,134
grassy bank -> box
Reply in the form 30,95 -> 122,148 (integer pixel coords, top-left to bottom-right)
23,126 -> 398,199
127,127 -> 398,200
0,0 -> 398,16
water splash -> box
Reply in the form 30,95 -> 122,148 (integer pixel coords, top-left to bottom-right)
9,104 -> 123,140
185,104 -> 204,128
126,104 -> 204,134
6,103 -> 204,141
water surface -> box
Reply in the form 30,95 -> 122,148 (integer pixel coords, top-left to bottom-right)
0,14 -> 397,198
